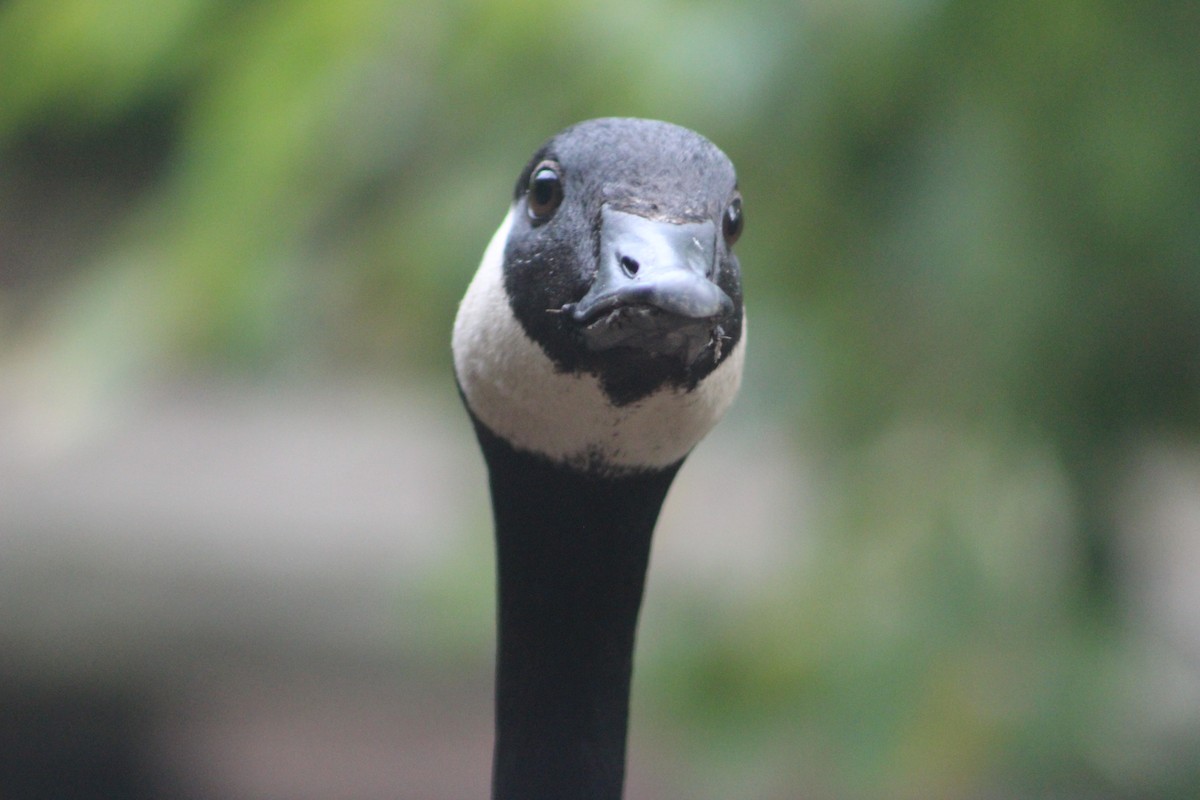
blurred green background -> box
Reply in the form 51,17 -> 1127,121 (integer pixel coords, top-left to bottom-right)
2,0 -> 1199,798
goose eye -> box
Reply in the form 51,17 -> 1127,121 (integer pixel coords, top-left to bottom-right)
722,195 -> 744,246
527,161 -> 564,222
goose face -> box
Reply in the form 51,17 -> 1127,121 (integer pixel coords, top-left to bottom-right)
453,118 -> 746,473
502,118 -> 744,402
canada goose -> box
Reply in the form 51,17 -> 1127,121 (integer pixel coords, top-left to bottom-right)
453,117 -> 745,799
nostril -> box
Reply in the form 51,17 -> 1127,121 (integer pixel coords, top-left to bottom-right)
620,255 -> 640,277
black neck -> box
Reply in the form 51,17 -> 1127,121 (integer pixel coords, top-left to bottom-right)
473,421 -> 680,800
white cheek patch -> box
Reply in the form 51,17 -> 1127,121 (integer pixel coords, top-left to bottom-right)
452,207 -> 745,473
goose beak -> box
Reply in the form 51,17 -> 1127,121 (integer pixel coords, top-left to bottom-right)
562,206 -> 734,364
